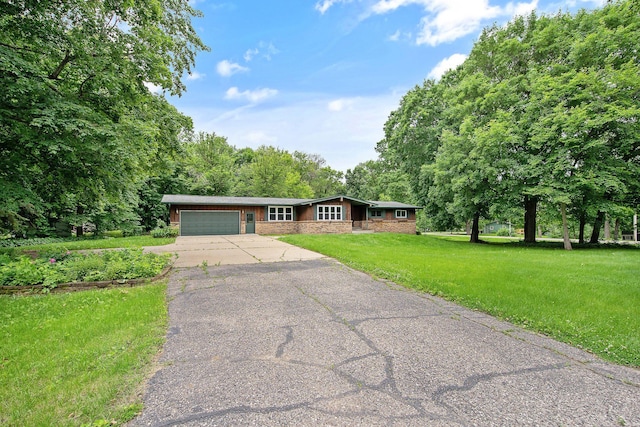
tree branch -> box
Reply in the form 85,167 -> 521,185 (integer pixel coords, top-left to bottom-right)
48,51 -> 75,80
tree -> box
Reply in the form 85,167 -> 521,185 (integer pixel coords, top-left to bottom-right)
292,152 -> 345,197
0,0 -> 207,235
183,132 -> 237,196
235,147 -> 314,198
379,0 -> 640,248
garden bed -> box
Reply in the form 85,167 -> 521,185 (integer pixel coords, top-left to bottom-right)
0,248 -> 173,294
0,264 -> 173,295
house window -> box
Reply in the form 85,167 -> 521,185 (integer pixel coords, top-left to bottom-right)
268,206 -> 293,221
370,209 -> 383,218
318,205 -> 342,221
395,209 -> 407,219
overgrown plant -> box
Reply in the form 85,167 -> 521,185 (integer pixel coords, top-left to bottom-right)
0,249 -> 171,290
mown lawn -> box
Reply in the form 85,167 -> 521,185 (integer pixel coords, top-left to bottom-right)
280,233 -> 640,367
0,284 -> 167,426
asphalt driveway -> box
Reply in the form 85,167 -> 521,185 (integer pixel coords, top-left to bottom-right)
145,235 -> 325,267
130,259 -> 639,426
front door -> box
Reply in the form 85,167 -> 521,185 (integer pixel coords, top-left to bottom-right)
246,212 -> 255,234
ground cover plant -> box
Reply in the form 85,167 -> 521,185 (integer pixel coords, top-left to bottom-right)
0,249 -> 172,290
0,284 -> 167,426
280,233 -> 640,367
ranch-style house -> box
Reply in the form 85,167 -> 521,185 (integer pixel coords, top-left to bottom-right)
162,194 -> 420,236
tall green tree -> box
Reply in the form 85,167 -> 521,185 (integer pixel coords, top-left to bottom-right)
182,132 -> 237,196
235,146 -> 314,198
0,0 -> 207,235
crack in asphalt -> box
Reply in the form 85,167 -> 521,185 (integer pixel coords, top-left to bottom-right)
132,262 -> 640,426
275,325 -> 294,358
432,363 -> 568,410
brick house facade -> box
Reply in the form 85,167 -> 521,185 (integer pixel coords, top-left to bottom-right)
162,195 -> 420,236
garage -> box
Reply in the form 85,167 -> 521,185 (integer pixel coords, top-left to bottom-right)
180,211 -> 240,236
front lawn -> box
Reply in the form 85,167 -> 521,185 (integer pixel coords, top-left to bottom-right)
0,284 -> 167,426
280,233 -> 640,367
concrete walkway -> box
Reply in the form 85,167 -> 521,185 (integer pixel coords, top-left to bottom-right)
145,235 -> 325,267
130,259 -> 639,426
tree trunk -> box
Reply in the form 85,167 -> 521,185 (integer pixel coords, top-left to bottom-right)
76,205 -> 84,237
614,218 -> 620,241
537,224 -> 542,238
465,220 -> 472,235
561,203 -> 572,250
604,216 -> 611,240
578,212 -> 586,244
523,195 -> 537,243
589,211 -> 604,244
470,212 -> 481,243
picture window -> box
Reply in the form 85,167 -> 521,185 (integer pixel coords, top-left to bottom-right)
318,205 -> 342,221
268,206 -> 293,221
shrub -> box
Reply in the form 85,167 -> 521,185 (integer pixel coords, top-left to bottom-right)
0,249 -> 171,289
496,227 -> 512,236
150,226 -> 179,238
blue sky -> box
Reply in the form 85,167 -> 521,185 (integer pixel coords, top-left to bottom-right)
165,0 -> 605,172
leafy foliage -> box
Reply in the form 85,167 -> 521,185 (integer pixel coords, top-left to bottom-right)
0,0 -> 207,235
0,249 -> 171,289
377,0 -> 640,247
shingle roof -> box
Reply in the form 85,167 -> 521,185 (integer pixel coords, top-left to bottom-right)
161,195 -> 311,206
161,194 -> 421,209
369,201 -> 422,209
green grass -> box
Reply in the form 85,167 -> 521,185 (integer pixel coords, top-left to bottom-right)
280,233 -> 640,367
1,235 -> 175,255
0,284 -> 167,426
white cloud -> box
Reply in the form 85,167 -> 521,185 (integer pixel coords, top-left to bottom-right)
225,87 -> 279,103
368,0 -> 539,46
244,48 -> 259,62
246,131 -> 278,144
144,82 -> 162,94
216,60 -> 249,77
186,71 -> 205,81
388,30 -> 401,41
428,53 -> 468,79
315,0 -> 349,14
328,98 -> 356,112
244,41 -> 280,62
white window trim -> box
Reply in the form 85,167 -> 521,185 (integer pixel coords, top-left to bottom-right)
268,206 -> 293,222
370,209 -> 383,218
318,205 -> 343,221
395,209 -> 408,219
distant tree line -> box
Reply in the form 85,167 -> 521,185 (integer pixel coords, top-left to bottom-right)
136,133 -> 347,232
377,0 -> 640,249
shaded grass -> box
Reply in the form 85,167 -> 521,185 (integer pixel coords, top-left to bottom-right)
0,284 -> 167,426
1,235 -> 175,256
280,233 -> 640,367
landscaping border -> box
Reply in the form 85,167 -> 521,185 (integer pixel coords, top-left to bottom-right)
0,264 -> 173,295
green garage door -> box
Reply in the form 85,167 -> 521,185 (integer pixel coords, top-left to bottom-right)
180,211 -> 240,236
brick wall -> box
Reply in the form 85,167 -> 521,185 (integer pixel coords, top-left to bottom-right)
256,220 -> 352,235
359,219 -> 416,234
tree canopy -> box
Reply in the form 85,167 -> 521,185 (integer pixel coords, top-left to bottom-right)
377,0 -> 640,248
0,0 -> 207,235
